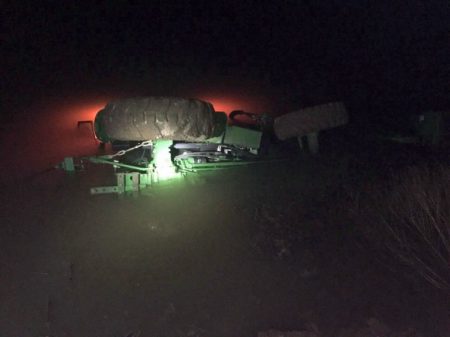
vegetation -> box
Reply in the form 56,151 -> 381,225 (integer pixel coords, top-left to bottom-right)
347,164 -> 450,293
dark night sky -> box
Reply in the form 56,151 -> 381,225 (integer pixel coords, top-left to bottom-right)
2,0 -> 450,123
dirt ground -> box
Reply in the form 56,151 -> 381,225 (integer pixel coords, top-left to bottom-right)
0,159 -> 326,337
0,104 -> 448,337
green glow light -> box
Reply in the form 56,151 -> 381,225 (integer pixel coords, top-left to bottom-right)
151,140 -> 181,182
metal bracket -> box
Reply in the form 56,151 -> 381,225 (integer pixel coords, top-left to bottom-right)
90,186 -> 120,194
90,172 -> 154,195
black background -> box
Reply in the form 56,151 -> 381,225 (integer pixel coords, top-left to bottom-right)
3,0 -> 450,123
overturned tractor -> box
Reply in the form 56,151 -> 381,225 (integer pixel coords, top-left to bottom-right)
59,97 -> 348,194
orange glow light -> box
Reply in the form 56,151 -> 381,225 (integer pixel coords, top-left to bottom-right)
198,95 -> 272,115
37,96 -> 111,129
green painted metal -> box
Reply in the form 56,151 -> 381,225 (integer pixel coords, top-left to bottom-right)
63,117 -> 271,194
139,173 -> 153,188
205,134 -> 225,144
222,125 -> 262,149
88,156 -> 150,172
61,157 -> 75,172
90,172 -> 153,195
174,157 -> 280,172
90,186 -> 120,194
123,172 -> 140,192
87,140 -> 182,193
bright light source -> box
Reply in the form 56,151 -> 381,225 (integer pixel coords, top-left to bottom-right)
151,140 -> 181,182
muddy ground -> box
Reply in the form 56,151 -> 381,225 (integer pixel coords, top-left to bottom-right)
0,104 -> 448,337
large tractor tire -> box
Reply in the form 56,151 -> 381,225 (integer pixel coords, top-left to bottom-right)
274,102 -> 348,140
94,97 -> 226,143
